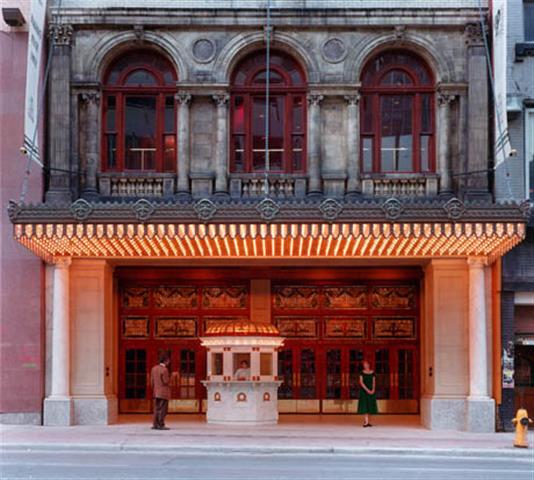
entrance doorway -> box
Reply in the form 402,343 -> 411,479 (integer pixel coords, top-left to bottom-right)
117,268 -> 420,414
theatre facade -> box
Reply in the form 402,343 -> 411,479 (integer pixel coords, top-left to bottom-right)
6,1 -> 529,432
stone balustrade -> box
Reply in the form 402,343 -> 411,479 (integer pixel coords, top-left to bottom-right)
361,175 -> 439,197
230,175 -> 307,199
98,173 -> 175,198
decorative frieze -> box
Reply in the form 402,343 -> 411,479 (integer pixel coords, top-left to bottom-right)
274,286 -> 319,310
324,317 -> 366,338
202,286 -> 248,309
49,23 -> 73,46
372,316 -> 416,339
275,317 -> 318,338
153,286 -> 198,309
323,286 -> 367,309
371,286 -> 416,309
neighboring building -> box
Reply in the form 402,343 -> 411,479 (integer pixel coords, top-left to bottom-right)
3,1 -> 528,432
494,0 -> 534,430
0,1 -> 44,425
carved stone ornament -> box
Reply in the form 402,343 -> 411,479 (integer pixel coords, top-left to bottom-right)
70,198 -> 93,221
443,197 -> 465,220
307,94 -> 324,107
519,199 -> 532,219
133,25 -> 144,41
381,198 -> 404,220
192,39 -> 216,63
7,200 -> 21,221
437,90 -> 457,107
79,92 -> 101,105
212,94 -> 230,107
319,198 -> 343,221
49,24 -> 73,46
256,198 -> 280,221
322,38 -> 347,63
344,94 -> 360,106
464,22 -> 486,46
175,93 -> 192,105
194,198 -> 217,222
132,198 -> 155,222
393,25 -> 406,41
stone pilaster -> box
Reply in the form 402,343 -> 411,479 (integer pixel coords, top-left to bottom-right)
80,91 -> 100,198
46,24 -> 73,204
464,23 -> 491,200
345,94 -> 361,196
43,257 -> 73,426
212,94 -> 230,195
176,93 -> 192,195
466,256 -> 495,432
307,94 -> 324,195
436,89 -> 456,195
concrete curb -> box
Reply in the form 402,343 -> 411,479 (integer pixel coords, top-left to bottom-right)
3,443 -> 533,459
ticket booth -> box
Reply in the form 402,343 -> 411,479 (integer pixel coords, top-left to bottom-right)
201,321 -> 284,425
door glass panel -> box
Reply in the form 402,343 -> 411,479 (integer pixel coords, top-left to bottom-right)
124,96 -> 156,170
349,349 -> 364,399
380,95 -> 413,172
300,348 -> 316,399
278,349 -> 293,399
398,349 -> 415,399
326,349 -> 342,399
125,349 -> 146,399
179,349 -> 196,399
374,349 -> 390,399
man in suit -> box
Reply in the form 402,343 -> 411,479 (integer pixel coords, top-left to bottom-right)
151,352 -> 171,430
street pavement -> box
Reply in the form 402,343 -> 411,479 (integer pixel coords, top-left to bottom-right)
1,415 -> 533,479
1,450 -> 533,480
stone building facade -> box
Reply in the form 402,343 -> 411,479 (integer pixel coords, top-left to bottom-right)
3,1 -> 528,431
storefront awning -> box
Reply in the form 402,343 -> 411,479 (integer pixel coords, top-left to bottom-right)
13,221 -> 525,263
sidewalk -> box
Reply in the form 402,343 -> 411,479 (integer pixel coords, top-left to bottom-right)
2,415 -> 533,459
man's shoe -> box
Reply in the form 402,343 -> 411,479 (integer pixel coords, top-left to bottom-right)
151,426 -> 159,430
159,426 -> 170,430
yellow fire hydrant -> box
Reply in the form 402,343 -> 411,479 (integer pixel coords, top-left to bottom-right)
512,408 -> 533,448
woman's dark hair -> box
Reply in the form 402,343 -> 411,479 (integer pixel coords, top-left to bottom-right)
159,352 -> 170,363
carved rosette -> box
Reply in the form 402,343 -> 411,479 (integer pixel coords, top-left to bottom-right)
381,198 -> 404,220
319,198 -> 343,221
194,198 -> 217,222
49,24 -> 73,46
132,199 -> 155,222
443,197 -> 465,220
256,198 -> 280,221
70,198 -> 93,221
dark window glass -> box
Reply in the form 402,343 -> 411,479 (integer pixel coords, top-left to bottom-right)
124,349 -> 147,400
233,136 -> 245,173
106,96 -> 116,130
124,69 -> 158,86
292,97 -> 304,133
233,97 -> 245,133
362,95 -> 373,133
398,349 -> 415,399
278,349 -> 293,399
349,349 -> 364,399
164,96 -> 175,132
252,69 -> 285,85
252,96 -> 285,172
380,95 -> 413,172
526,2 -> 534,41
106,134 -> 117,169
106,50 -> 176,86
374,349 -> 390,399
363,137 -> 373,172
421,94 -> 432,132
326,349 -> 342,399
300,349 -> 316,399
163,135 -> 175,172
362,51 -> 431,86
124,96 -> 156,170
380,69 -> 413,86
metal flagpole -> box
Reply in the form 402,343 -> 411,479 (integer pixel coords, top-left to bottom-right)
264,0 -> 272,197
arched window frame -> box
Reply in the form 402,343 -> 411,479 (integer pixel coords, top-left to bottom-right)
360,51 -> 436,175
230,51 -> 308,174
101,52 -> 178,173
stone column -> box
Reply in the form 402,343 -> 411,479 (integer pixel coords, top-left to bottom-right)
80,91 -> 100,197
345,94 -> 361,196
176,94 -> 192,195
437,89 -> 456,195
45,24 -> 73,204
307,94 -> 324,195
466,257 -> 495,432
44,257 -> 73,426
212,94 -> 230,195
464,23 -> 490,200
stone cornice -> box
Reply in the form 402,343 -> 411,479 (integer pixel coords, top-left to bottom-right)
7,197 -> 527,225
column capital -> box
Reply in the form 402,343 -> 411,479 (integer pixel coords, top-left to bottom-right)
437,90 -> 457,107
344,94 -> 360,106
79,91 -> 101,105
307,94 -> 324,107
175,93 -> 192,105
52,257 -> 72,268
467,256 -> 488,268
464,22 -> 487,47
212,94 -> 230,107
49,24 -> 74,46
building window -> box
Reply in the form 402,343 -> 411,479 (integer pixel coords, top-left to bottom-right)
525,1 -> 534,41
230,51 -> 307,173
526,108 -> 534,201
102,50 -> 177,172
360,51 -> 435,174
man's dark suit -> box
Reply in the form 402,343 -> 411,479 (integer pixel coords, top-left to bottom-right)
150,362 -> 170,429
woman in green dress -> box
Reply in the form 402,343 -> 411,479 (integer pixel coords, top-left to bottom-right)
357,360 -> 378,427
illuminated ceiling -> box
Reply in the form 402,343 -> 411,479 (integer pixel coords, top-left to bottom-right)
13,221 -> 525,263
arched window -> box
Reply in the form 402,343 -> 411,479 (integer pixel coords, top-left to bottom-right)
230,51 -> 307,173
360,51 -> 435,174
102,50 -> 177,172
